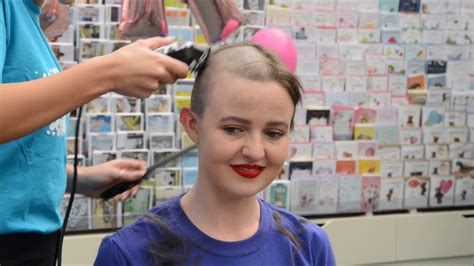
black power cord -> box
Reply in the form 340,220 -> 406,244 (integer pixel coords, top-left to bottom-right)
55,106 -> 83,266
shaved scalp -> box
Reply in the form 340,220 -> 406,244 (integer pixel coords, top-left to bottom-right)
190,42 -> 302,128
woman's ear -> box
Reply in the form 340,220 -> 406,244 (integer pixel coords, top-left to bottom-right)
179,108 -> 199,144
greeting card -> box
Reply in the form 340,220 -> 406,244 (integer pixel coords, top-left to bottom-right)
290,178 -> 319,215
454,176 -> 474,206
366,54 -> 387,75
115,113 -> 144,132
359,29 -> 381,43
300,76 -> 323,91
354,124 -> 376,140
337,28 -> 358,43
61,195 -> 91,231
313,159 -> 336,175
289,160 -> 313,179
339,44 -> 365,60
306,108 -> 331,126
407,60 -> 426,76
379,146 -> 401,160
425,144 -> 448,159
320,59 -> 343,75
88,132 -> 115,152
379,178 -> 404,210
336,141 -> 358,159
422,105 -> 445,127
122,187 -> 153,225
310,126 -> 333,142
426,60 -> 447,74
288,142 -> 313,160
265,180 -> 291,210
404,160 -> 429,177
404,177 -> 429,208
376,106 -> 398,125
422,30 -> 444,44
426,75 -> 446,89
399,0 -> 421,13
322,76 -> 346,92
360,175 -> 381,212
388,75 -> 408,96
313,142 -> 336,160
358,141 -> 379,158
399,127 -> 422,144
354,107 -> 377,124
290,125 -> 310,143
344,60 -> 367,76
384,44 -> 405,59
405,44 -> 425,60
92,150 -> 116,165
381,161 -> 404,178
91,199 -> 120,229
449,143 -> 473,159
423,127 -> 448,144
422,14 -> 444,30
358,12 -> 380,29
336,160 -> 357,175
338,175 -> 363,212
429,175 -> 455,207
368,76 -> 389,91
331,106 -> 354,140
376,125 -> 400,145
347,92 -> 370,107
296,59 -> 319,75
116,131 -> 145,150
451,159 -> 474,177
380,0 -> 400,12
303,91 -> 326,108
337,12 -> 359,28
345,76 -> 368,92
359,159 -> 381,175
398,105 -> 421,127
381,13 -> 399,29
447,127 -> 469,143
381,30 -> 401,44
87,114 -> 114,133
401,144 -> 425,159
85,96 -> 110,114
316,176 -> 339,214
428,160 -> 451,176
359,0 -> 379,12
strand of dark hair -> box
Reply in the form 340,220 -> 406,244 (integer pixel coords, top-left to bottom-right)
144,213 -> 187,266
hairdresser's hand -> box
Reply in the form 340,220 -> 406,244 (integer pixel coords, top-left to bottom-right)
107,36 -> 189,98
70,159 -> 146,200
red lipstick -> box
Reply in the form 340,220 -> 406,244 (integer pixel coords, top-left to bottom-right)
231,164 -> 265,179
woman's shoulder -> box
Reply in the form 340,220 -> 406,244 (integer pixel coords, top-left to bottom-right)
107,196 -> 181,245
260,199 -> 330,243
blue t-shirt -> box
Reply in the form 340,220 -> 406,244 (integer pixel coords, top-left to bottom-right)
95,195 -> 336,266
0,0 -> 67,234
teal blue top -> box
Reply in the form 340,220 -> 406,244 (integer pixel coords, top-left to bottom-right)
0,0 -> 67,234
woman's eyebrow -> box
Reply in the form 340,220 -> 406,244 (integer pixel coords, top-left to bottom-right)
219,116 -> 251,124
219,116 -> 289,129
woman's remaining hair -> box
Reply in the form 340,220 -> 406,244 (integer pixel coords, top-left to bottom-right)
190,42 -> 303,128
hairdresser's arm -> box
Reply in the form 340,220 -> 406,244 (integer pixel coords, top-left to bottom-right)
0,37 -> 188,144
66,159 -> 146,200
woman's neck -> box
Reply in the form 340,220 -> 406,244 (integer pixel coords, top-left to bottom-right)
181,183 -> 261,242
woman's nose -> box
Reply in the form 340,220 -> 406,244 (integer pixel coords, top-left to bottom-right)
241,135 -> 265,161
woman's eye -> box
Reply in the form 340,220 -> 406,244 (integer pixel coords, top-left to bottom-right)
266,130 -> 284,139
223,127 -> 243,135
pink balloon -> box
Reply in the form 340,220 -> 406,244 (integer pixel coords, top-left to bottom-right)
251,28 -> 297,72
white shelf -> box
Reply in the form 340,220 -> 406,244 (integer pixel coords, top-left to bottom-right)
62,210 -> 474,265
317,210 -> 474,265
